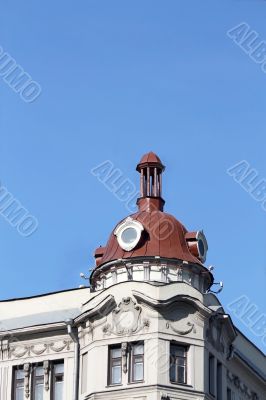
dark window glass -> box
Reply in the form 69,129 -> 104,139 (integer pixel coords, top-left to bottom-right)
170,344 -> 187,384
109,346 -> 122,385
217,362 -> 223,400
209,354 -> 215,396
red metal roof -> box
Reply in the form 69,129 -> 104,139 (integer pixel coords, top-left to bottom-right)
97,209 -> 202,266
92,153 -> 203,273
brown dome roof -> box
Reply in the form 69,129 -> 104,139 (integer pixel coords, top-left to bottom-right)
97,209 -> 202,266
91,153 -> 205,279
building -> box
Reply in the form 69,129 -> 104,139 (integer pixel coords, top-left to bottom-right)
0,152 -> 265,400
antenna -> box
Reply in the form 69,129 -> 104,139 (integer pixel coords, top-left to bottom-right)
79,272 -> 90,288
208,281 -> 224,294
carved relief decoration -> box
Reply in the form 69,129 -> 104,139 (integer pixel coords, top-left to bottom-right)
227,370 -> 259,400
24,363 -> 30,398
121,342 -> 128,373
163,301 -> 197,336
102,297 -> 150,336
43,360 -> 50,391
166,320 -> 196,335
9,340 -> 71,359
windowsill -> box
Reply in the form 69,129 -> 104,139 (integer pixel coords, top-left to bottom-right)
127,380 -> 145,385
170,381 -> 192,388
106,384 -> 123,388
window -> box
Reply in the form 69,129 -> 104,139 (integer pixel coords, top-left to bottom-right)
81,352 -> 88,394
109,346 -> 122,385
217,362 -> 222,400
13,361 -> 64,400
209,354 -> 215,396
129,343 -> 144,383
13,368 -> 25,400
52,362 -> 64,400
170,344 -> 187,384
32,365 -> 44,400
227,388 -> 232,400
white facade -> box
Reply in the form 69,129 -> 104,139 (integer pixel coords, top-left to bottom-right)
0,271 -> 265,400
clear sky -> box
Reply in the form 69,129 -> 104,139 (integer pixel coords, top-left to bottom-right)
1,0 -> 265,352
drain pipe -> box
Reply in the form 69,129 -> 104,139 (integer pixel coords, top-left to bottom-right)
65,319 -> 80,400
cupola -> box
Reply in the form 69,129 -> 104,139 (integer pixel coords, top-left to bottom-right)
90,153 -> 213,292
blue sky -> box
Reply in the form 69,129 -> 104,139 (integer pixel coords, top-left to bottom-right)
1,0 -> 265,351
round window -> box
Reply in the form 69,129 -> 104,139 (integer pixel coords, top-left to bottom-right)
114,217 -> 144,251
121,227 -> 138,244
198,239 -> 205,257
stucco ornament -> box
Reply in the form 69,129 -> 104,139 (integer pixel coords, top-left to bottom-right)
23,363 -> 31,398
9,339 -> 71,359
227,370 -> 259,400
121,342 -> 128,373
102,297 -> 149,336
166,320 -> 196,335
43,360 -> 50,391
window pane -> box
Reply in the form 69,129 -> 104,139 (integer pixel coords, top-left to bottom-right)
54,382 -> 63,400
54,364 -> 64,375
134,361 -> 143,381
177,365 -> 185,383
53,362 -> 64,400
209,355 -> 215,395
170,363 -> 176,382
133,344 -> 144,355
14,369 -> 24,400
16,370 -> 25,380
172,346 -> 185,357
35,367 -> 44,377
15,387 -> 24,400
111,348 -> 121,359
112,365 -> 121,384
34,382 -> 44,400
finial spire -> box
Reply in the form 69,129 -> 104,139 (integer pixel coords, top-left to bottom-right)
136,152 -> 165,211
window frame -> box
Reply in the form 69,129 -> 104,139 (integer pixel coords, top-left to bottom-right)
169,343 -> 188,385
108,345 -> 122,386
51,360 -> 64,400
12,366 -> 25,400
32,364 -> 45,400
129,342 -> 144,383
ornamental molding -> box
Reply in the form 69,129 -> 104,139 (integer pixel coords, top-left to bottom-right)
9,339 -> 71,359
227,370 -> 259,400
24,363 -> 30,398
102,297 -> 150,336
132,290 -> 211,319
77,294 -> 116,325
166,320 -> 196,336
